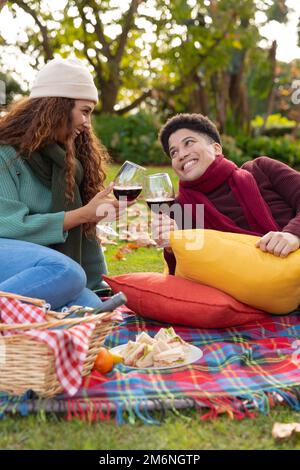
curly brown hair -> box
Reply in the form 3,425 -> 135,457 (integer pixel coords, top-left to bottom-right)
159,113 -> 221,157
0,96 -> 110,237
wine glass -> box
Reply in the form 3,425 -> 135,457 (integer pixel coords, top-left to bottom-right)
97,161 -> 146,238
144,173 -> 175,247
144,173 -> 175,214
113,161 -> 146,201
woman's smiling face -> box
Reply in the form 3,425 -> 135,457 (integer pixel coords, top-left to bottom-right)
168,128 -> 222,181
55,99 -> 95,144
71,99 -> 95,139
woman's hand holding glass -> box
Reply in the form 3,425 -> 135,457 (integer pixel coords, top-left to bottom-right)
97,161 -> 146,236
87,183 -> 128,223
63,183 -> 127,231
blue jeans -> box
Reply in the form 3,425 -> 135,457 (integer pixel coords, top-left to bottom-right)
0,239 -> 102,310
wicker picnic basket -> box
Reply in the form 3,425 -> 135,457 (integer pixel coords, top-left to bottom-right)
0,293 -> 115,398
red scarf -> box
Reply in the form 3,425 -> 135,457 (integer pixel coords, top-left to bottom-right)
177,154 -> 279,236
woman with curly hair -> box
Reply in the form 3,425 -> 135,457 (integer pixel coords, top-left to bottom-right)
0,57 -> 124,309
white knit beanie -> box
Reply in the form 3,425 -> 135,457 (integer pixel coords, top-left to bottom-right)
30,56 -> 98,103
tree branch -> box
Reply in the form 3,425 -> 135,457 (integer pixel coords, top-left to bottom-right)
116,89 -> 152,114
115,0 -> 142,64
76,1 -> 107,85
196,12 -> 236,60
88,0 -> 112,59
14,0 -> 53,61
0,1 -> 7,12
94,52 -> 104,83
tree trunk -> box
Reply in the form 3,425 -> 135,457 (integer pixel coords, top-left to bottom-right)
88,0 -> 143,113
188,73 -> 209,115
94,65 -> 118,115
100,80 -> 120,113
96,59 -> 120,113
228,49 -> 250,133
261,41 -> 277,133
211,71 -> 230,133
227,16 -> 251,134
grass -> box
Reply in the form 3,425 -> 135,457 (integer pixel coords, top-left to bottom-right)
2,164 -> 300,450
2,403 -> 300,450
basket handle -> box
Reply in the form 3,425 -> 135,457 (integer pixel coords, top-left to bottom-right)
0,291 -> 46,307
0,310 -> 114,331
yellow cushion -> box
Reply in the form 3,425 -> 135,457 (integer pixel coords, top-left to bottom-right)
170,229 -> 300,314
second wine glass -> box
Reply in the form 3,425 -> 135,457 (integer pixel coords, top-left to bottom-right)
144,173 -> 175,214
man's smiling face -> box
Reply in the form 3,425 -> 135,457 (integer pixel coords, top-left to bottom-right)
168,128 -> 222,181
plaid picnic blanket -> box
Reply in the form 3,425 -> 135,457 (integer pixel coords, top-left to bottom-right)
2,308 -> 300,423
57,309 -> 300,423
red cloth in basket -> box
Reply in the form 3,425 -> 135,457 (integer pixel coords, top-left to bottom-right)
0,297 -> 95,396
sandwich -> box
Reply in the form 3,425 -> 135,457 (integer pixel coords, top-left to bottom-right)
152,340 -> 172,356
135,344 -> 154,368
120,327 -> 189,368
153,346 -> 185,367
154,327 -> 187,346
135,332 -> 156,345
122,341 -> 146,366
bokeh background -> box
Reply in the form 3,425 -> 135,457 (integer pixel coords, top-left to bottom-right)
1,0 -> 300,167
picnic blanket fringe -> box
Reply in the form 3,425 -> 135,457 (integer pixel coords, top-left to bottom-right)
61,387 -> 300,422
52,388 -> 300,422
65,398 -> 180,425
1,386 -> 300,423
0,391 -> 32,419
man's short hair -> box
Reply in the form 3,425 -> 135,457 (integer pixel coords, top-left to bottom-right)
159,113 -> 221,157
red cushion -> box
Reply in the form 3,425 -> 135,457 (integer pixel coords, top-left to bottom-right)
103,273 -> 268,328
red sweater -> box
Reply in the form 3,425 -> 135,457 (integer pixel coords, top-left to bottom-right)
165,156 -> 300,274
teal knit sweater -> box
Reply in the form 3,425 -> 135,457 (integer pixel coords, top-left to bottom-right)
0,145 -> 67,245
0,144 -> 109,290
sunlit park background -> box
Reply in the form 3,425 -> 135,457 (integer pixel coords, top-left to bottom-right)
1,0 -> 300,169
2,0 -> 300,270
3,0 -> 300,450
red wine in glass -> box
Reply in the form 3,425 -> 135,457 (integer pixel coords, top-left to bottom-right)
97,161 -> 145,238
144,173 -> 175,213
113,161 -> 145,202
145,197 -> 175,213
113,185 -> 143,201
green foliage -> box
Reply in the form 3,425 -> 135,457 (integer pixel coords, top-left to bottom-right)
221,135 -> 250,165
94,110 -> 300,169
252,114 -> 297,129
93,113 -> 169,165
266,0 -> 289,23
236,135 -> 300,166
0,71 -> 23,104
2,0 -> 297,130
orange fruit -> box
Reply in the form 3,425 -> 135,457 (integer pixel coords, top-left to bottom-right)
93,347 -> 114,374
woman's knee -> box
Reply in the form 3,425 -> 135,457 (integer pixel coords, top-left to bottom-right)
39,251 -> 87,294
65,287 -> 102,309
0,240 -> 88,308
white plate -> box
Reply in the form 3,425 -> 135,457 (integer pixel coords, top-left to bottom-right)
111,343 -> 203,370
